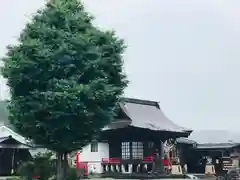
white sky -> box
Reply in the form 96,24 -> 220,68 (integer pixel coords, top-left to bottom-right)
1,0 -> 240,131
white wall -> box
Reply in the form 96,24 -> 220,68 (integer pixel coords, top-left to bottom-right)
79,142 -> 109,174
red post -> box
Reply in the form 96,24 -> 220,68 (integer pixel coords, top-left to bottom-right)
76,152 -> 80,169
76,152 -> 81,177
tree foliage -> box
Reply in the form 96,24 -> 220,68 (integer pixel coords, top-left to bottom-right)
1,0 -> 127,153
17,152 -> 55,180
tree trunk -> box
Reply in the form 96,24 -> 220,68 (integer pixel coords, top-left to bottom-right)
56,152 -> 64,180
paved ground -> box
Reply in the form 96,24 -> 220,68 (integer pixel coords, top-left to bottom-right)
0,176 -> 217,180
0,178 -> 187,180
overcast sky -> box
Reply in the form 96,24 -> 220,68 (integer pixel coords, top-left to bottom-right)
1,0 -> 240,131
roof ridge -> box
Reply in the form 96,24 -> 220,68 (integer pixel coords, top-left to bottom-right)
123,97 -> 159,106
198,142 -> 240,145
0,125 -> 29,144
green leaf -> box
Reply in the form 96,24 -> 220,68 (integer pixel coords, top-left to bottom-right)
2,0 -> 128,153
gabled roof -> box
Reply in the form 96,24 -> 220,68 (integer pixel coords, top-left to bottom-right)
0,125 -> 30,145
104,98 -> 192,135
0,136 -> 11,142
0,135 -> 31,149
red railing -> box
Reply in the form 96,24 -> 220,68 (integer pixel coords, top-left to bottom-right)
143,156 -> 153,163
102,158 -> 121,164
162,159 -> 172,167
102,156 -> 172,168
102,156 -> 154,164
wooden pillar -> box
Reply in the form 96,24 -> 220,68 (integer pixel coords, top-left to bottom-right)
152,140 -> 164,174
159,141 -> 164,173
129,164 -> 133,173
116,164 -> 120,172
102,164 -> 105,173
110,165 -> 114,172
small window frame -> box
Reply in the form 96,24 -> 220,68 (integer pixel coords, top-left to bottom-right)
90,143 -> 98,152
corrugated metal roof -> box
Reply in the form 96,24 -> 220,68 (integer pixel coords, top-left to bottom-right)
196,143 -> 240,149
176,137 -> 197,145
188,130 -> 240,144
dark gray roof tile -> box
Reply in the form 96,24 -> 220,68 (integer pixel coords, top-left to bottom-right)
123,99 -> 191,133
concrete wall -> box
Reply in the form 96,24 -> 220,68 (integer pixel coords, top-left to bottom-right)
79,143 -> 109,174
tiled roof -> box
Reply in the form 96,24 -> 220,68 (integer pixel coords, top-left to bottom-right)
123,98 -> 192,133
104,98 -> 192,136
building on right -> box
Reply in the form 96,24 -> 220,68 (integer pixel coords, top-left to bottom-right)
174,131 -> 240,174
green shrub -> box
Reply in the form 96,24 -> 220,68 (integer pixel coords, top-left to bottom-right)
66,168 -> 78,180
17,152 -> 81,180
17,152 -> 55,180
6,177 -> 25,180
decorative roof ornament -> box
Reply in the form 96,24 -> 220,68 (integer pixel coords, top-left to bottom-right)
163,138 -> 175,155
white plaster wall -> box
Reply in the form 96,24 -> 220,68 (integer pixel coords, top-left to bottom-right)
79,143 -> 109,174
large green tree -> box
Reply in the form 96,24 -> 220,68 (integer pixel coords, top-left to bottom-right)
1,0 -> 127,179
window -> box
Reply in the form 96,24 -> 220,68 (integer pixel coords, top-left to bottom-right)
121,142 -> 144,160
121,142 -> 130,159
132,142 -> 143,159
223,150 -> 230,157
90,143 -> 98,152
148,142 -> 154,149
